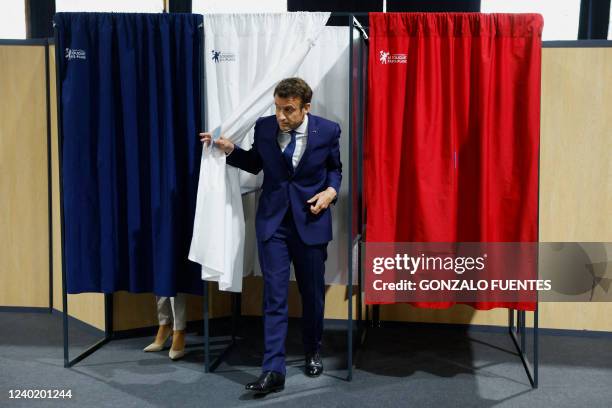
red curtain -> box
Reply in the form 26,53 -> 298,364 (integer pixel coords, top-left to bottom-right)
365,13 -> 543,310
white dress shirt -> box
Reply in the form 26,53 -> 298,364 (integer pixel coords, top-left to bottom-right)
278,114 -> 308,169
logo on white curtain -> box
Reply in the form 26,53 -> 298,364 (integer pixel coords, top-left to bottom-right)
211,49 -> 236,63
65,48 -> 86,60
379,50 -> 406,64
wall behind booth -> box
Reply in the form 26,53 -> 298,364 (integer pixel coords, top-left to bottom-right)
0,44 -> 49,308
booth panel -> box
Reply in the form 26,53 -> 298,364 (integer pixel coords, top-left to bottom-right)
539,47 -> 611,243
368,47 -> 612,331
537,47 -> 612,332
49,43 -> 221,332
0,45 -> 49,308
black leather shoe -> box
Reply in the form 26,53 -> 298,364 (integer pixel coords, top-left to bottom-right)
305,352 -> 323,377
245,371 -> 285,393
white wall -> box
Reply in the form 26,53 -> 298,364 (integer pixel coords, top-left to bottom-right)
0,1 -> 26,39
55,0 -> 164,13
481,0 -> 581,40
193,0 -> 287,14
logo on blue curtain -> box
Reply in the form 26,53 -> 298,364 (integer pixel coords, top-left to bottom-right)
379,50 -> 406,65
65,48 -> 86,60
211,49 -> 236,63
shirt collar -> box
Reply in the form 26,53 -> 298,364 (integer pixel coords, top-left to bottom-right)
286,114 -> 308,135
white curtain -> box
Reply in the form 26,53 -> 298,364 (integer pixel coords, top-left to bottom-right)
297,26 -> 353,285
189,12 -> 331,292
246,26 -> 355,285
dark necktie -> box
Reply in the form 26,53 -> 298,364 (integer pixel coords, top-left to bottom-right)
283,130 -> 297,173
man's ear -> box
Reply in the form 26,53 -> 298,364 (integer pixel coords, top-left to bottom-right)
303,102 -> 311,113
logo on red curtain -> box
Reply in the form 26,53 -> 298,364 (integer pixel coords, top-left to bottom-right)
379,50 -> 406,64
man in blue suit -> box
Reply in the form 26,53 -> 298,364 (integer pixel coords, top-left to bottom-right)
200,78 -> 341,393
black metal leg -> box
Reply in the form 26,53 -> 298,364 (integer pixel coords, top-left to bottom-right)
66,338 -> 111,368
232,293 -> 240,342
347,297 -> 353,381
508,307 -> 538,388
62,294 -> 69,367
201,282 -> 238,373
203,282 -> 210,373
62,291 -> 112,368
105,293 -> 113,340
346,13 -> 355,382
520,310 -> 527,353
373,305 -> 380,328
532,310 -> 539,389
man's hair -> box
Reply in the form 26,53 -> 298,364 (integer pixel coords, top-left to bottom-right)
273,77 -> 312,107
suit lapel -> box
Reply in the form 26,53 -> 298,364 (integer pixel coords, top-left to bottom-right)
268,119 -> 288,167
293,113 -> 315,176
271,119 -> 282,153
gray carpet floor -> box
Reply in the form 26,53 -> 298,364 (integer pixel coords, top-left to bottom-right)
1,311 -> 611,407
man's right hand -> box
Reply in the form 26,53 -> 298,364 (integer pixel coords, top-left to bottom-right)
199,132 -> 235,155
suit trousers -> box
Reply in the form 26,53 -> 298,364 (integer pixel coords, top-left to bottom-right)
258,209 -> 328,375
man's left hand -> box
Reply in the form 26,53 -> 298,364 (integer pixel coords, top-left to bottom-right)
307,187 -> 337,215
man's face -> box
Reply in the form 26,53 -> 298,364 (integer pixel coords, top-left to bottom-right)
274,95 -> 310,132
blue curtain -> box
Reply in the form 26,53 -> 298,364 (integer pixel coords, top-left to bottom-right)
55,13 -> 203,296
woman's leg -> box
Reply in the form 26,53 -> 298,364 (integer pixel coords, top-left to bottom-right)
170,294 -> 186,331
169,294 -> 187,359
143,297 -> 173,352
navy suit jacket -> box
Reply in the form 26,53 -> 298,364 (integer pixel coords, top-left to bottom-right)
226,113 -> 342,245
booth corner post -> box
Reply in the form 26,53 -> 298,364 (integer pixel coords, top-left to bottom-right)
43,38 -> 54,314
53,19 -> 114,369
346,12 -> 354,382
343,11 -> 371,382
356,14 -> 368,349
199,20 -> 213,374
507,66 -> 541,387
347,12 -> 371,382
199,20 -> 239,374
